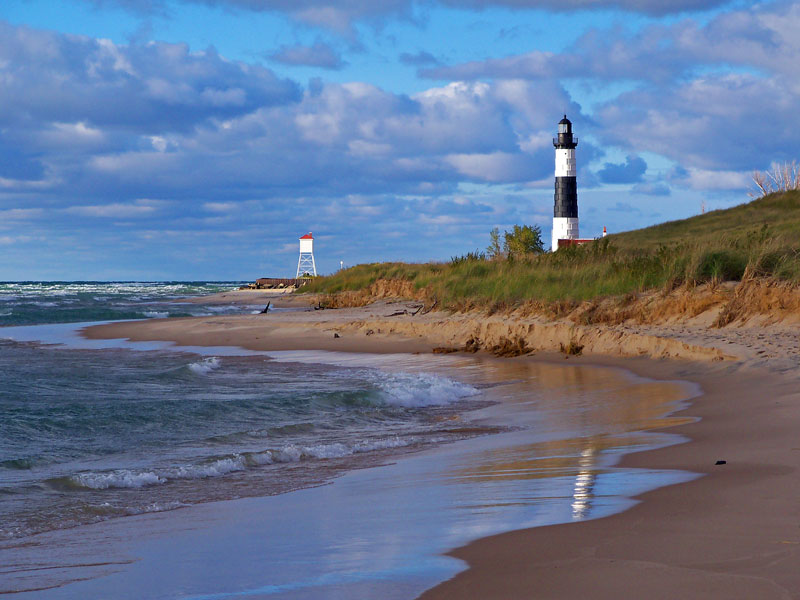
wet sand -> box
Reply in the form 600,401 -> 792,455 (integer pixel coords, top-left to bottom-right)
0,347 -> 697,599
422,357 -> 800,599
33,303 -> 800,597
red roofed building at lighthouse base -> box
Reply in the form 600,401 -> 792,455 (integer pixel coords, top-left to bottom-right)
556,238 -> 596,248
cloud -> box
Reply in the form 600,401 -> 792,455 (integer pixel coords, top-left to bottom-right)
590,4 -> 800,172
75,0 -> 732,33
269,41 -> 346,69
0,20 -> 579,210
421,2 -> 800,180
10,0 -> 789,279
438,0 -> 729,16
597,72 -> 800,171
597,155 -> 647,184
399,50 -> 440,67
425,2 -> 800,84
64,201 -> 159,218
670,167 -> 751,191
632,181 -> 671,196
203,201 -> 238,212
445,151 -> 542,182
78,0 -> 412,35
0,208 -> 45,221
0,21 -> 300,137
609,201 -> 641,213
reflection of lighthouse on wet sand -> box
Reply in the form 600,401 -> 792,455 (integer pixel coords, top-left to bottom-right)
571,446 -> 598,520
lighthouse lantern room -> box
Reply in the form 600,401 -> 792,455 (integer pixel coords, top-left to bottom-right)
296,232 -> 317,278
552,115 -> 579,251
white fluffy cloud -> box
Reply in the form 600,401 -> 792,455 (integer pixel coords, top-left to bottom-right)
0,21 -> 299,134
0,19 -> 572,276
0,20 -> 573,203
4,0 -> 794,277
77,0 -> 733,30
423,2 -> 800,175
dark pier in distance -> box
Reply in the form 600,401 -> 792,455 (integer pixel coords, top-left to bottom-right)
240,278 -> 309,290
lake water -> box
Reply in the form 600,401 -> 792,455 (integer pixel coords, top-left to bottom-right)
0,282 -> 698,598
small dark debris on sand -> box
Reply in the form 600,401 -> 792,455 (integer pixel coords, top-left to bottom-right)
433,347 -> 459,354
463,337 -> 482,353
560,340 -> 584,356
487,336 -> 531,358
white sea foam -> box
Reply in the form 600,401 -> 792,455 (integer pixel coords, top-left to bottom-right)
143,311 -> 169,318
188,357 -> 221,375
247,437 -> 412,464
204,305 -> 244,314
71,470 -> 165,489
372,371 -> 479,407
63,436 -> 416,494
245,451 -> 275,466
353,437 -> 410,452
166,456 -> 247,479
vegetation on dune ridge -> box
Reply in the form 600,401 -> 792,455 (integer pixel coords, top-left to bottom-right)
301,191 -> 800,314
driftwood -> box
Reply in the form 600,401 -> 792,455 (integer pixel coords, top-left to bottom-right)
259,302 -> 271,314
386,303 -> 426,317
421,299 -> 438,315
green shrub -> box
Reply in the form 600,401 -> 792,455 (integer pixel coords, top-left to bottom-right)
695,250 -> 748,282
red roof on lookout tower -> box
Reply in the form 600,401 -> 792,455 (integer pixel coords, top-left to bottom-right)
299,233 -> 313,240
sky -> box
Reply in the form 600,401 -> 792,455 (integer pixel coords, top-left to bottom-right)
1,0 -> 798,280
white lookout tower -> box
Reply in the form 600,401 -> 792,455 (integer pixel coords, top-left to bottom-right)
296,232 -> 317,278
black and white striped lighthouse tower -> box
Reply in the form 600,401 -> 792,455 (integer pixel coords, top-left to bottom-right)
552,115 -> 578,251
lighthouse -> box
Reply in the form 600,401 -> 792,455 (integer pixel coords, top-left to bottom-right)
552,115 -> 579,251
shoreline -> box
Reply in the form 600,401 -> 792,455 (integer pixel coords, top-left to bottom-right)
2,318 -> 699,598
80,299 -> 800,597
422,356 -> 800,599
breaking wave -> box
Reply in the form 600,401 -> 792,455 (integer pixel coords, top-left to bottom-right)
372,371 -> 479,407
69,470 -> 166,490
188,357 -> 221,375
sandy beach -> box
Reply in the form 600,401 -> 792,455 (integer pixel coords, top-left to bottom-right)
423,358 -> 800,599
76,292 -> 800,598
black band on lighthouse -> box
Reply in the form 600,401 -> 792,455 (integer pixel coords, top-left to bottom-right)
553,115 -> 578,220
554,177 -> 578,218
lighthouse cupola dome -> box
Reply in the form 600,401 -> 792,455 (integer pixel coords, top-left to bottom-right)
554,114 -> 577,149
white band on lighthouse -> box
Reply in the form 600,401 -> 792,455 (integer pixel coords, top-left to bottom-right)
555,149 -> 576,177
551,217 -> 578,252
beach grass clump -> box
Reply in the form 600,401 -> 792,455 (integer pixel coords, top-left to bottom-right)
560,340 -> 584,356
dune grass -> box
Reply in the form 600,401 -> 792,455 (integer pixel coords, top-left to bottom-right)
607,190 -> 800,249
302,191 -> 800,309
